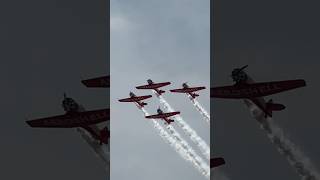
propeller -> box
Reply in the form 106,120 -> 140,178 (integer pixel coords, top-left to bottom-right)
239,64 -> 248,71
231,65 -> 248,76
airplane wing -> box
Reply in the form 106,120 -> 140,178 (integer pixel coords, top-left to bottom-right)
170,87 -> 206,93
145,112 -> 180,119
26,109 -> 109,128
118,95 -> 152,102
81,76 -> 110,88
211,157 -> 225,168
211,79 -> 306,99
136,82 -> 171,89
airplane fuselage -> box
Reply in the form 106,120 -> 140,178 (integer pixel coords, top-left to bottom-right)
244,76 -> 271,117
129,92 -> 144,107
63,97 -> 108,145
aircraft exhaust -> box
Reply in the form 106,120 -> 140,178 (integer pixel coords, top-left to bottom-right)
138,105 -> 210,179
187,94 -> 210,125
211,169 -> 231,180
76,128 -> 110,173
244,99 -> 320,180
153,90 -> 210,161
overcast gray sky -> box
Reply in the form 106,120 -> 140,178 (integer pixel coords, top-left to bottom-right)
212,0 -> 320,179
1,0 -> 108,179
110,0 -> 210,180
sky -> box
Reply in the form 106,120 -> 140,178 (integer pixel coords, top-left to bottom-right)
110,0 -> 210,180
212,0 -> 320,179
0,0 -> 108,179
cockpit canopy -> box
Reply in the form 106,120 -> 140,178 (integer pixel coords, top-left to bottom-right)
182,83 -> 189,88
231,68 -> 248,83
62,97 -> 79,113
147,79 -> 153,85
129,91 -> 135,97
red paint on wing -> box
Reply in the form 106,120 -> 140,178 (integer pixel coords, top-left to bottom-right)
82,76 -> 110,88
211,79 -> 306,98
26,109 -> 109,128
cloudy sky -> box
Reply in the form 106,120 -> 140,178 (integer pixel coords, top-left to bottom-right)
212,0 -> 320,179
1,0 -> 108,179
110,0 -> 210,180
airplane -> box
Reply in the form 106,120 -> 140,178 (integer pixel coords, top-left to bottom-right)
26,93 -> 110,145
170,82 -> 206,99
210,65 -> 306,117
81,75 -> 110,88
118,92 -> 152,107
136,79 -> 171,95
145,108 -> 180,125
211,157 -> 225,168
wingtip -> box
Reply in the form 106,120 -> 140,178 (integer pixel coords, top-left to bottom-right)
25,120 -> 33,127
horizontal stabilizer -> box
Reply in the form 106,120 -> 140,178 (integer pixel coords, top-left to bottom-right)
211,157 -> 225,168
267,99 -> 286,111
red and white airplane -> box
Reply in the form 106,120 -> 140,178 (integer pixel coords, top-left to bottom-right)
26,94 -> 110,145
81,75 -> 110,88
145,108 -> 180,125
211,65 -> 306,117
170,83 -> 206,99
136,79 -> 171,95
118,92 -> 152,107
211,157 -> 225,169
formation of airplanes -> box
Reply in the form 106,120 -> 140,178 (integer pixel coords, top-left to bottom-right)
119,79 -> 207,125
27,65 -> 304,170
26,76 -> 110,145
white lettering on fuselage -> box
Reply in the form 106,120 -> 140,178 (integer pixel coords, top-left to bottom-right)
217,83 -> 282,97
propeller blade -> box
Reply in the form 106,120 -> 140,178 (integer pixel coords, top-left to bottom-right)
232,65 -> 248,76
239,65 -> 248,71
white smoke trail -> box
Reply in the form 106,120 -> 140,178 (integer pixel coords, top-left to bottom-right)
211,169 -> 231,180
153,91 -> 210,161
76,128 -> 109,173
244,99 -> 320,180
139,105 -> 210,179
187,94 -> 210,125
